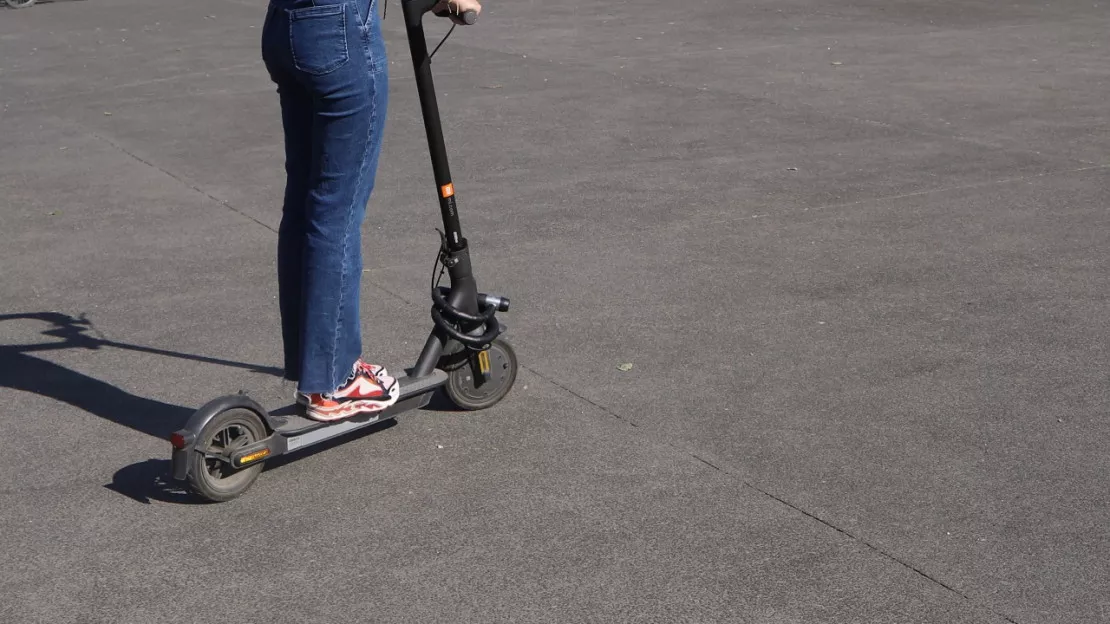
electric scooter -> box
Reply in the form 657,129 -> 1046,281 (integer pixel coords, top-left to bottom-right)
169,2 -> 516,502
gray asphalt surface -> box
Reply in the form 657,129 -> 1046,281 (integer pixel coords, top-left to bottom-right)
1,1 -> 1107,623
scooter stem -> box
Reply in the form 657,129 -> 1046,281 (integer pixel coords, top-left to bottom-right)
402,0 -> 466,251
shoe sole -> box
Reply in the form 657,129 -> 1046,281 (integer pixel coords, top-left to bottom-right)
305,381 -> 400,422
306,398 -> 395,422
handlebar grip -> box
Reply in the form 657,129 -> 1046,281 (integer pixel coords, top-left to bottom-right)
433,8 -> 478,24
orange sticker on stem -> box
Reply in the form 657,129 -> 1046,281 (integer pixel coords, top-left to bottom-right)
440,183 -> 455,198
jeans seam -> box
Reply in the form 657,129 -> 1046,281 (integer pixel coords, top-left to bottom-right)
287,10 -> 295,71
356,0 -> 375,28
341,9 -> 349,70
357,3 -> 381,70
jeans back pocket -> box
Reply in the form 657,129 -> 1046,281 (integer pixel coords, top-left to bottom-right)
289,3 -> 350,76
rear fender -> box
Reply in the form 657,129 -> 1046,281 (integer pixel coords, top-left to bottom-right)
170,393 -> 275,480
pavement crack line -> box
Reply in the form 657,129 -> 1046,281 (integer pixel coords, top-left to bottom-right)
735,471 -> 1022,624
520,366 -> 1024,624
87,129 -> 431,308
521,365 -> 640,428
87,131 -> 278,234
690,454 -> 722,471
364,280 -> 415,306
13,61 -> 265,110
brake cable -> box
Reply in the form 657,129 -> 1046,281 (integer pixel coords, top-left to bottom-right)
381,0 -> 459,62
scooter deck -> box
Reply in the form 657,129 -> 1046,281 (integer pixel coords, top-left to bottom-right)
268,370 -> 449,452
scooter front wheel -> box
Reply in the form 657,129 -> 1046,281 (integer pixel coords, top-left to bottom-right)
187,408 -> 267,502
442,337 -> 518,411
6,0 -> 37,8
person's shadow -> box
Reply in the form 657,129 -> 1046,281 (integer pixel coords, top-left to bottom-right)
4,0 -> 90,9
0,312 -> 283,503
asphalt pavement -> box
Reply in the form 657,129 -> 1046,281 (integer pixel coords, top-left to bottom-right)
1,1 -> 1107,622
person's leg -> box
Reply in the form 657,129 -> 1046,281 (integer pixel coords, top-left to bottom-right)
293,0 -> 389,395
262,1 -> 314,383
277,88 -> 316,383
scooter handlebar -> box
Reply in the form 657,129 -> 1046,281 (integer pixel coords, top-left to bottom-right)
433,8 -> 478,24
403,0 -> 478,27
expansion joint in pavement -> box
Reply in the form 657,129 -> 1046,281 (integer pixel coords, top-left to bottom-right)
531,376 -> 1025,624
88,131 -> 278,234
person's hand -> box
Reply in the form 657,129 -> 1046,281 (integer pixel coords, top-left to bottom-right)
433,0 -> 482,24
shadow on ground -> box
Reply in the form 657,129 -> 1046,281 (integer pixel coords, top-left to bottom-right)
4,0 -> 90,9
4,312 -> 467,503
0,312 -> 290,503
0,311 -> 282,438
104,459 -> 196,504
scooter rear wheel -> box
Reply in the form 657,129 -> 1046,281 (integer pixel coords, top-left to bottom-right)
6,0 -> 37,8
442,337 -> 518,411
187,408 -> 267,502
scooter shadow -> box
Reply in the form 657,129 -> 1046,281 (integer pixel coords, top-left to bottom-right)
5,0 -> 91,8
104,459 -> 195,504
0,312 -> 284,504
0,312 -> 282,439
3,312 -> 459,505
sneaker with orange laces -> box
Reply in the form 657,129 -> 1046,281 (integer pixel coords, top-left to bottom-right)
296,360 -> 399,422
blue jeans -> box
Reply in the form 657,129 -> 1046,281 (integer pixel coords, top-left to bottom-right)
261,0 -> 388,394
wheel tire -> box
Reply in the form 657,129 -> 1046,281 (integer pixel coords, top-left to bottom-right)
443,337 -> 518,411
187,408 -> 268,502
6,0 -> 37,8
